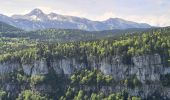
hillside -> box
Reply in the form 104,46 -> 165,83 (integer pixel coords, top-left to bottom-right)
1,27 -> 150,42
0,27 -> 169,99
0,21 -> 22,32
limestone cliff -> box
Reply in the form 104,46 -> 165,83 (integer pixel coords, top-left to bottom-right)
0,53 -> 170,99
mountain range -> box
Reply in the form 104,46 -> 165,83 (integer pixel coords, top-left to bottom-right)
0,21 -> 22,32
0,8 -> 152,31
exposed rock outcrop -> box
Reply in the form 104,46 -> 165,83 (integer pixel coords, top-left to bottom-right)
0,54 -> 169,99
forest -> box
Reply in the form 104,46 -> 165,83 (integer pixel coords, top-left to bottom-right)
0,22 -> 170,100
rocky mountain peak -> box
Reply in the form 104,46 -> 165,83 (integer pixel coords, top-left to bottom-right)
48,12 -> 58,17
27,8 -> 45,16
1,8 -> 152,30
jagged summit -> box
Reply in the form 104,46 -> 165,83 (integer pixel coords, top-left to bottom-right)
27,8 -> 45,16
12,8 -> 48,21
1,8 -> 152,31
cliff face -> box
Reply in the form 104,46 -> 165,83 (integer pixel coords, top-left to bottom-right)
0,54 -> 170,99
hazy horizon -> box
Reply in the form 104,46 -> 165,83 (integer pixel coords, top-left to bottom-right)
0,0 -> 169,27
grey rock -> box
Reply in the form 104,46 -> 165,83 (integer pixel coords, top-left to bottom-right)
0,9 -> 152,31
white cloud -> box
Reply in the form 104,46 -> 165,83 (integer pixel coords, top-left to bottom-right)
94,12 -> 170,27
95,12 -> 117,21
53,10 -> 87,18
149,0 -> 166,5
36,6 -> 53,13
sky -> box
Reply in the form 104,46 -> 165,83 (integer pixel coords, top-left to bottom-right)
0,0 -> 170,26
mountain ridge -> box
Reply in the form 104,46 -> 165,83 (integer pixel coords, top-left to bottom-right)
0,8 -> 152,31
0,21 -> 22,32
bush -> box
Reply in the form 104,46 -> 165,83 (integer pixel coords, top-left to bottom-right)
30,75 -> 45,85
16,90 -> 48,100
0,90 -> 7,99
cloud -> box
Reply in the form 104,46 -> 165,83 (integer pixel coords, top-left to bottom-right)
94,11 -> 170,27
36,6 -> 53,13
149,0 -> 167,5
49,9 -> 87,18
95,12 -> 117,21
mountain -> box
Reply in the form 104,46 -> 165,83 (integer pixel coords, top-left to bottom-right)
0,21 -> 22,32
0,8 -> 152,31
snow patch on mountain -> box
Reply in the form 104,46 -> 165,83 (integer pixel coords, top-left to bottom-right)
0,8 -> 152,31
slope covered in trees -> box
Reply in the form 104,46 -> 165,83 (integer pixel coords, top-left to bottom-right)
0,26 -> 170,99
1,27 -> 169,65
0,21 -> 22,32
0,24 -> 150,42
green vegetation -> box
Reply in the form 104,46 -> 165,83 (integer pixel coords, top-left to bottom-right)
0,21 -> 22,32
30,75 -> 45,85
16,90 -> 48,100
123,75 -> 141,88
0,23 -> 150,42
61,69 -> 141,100
0,90 -> 7,100
71,69 -> 114,87
0,69 -> 141,100
0,22 -> 170,99
0,27 -> 169,66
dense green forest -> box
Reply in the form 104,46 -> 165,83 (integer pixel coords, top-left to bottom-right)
0,26 -> 169,65
0,21 -> 170,99
0,21 -> 150,42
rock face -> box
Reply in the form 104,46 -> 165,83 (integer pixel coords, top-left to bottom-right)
0,9 -> 151,31
0,61 -> 20,75
0,54 -> 170,98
